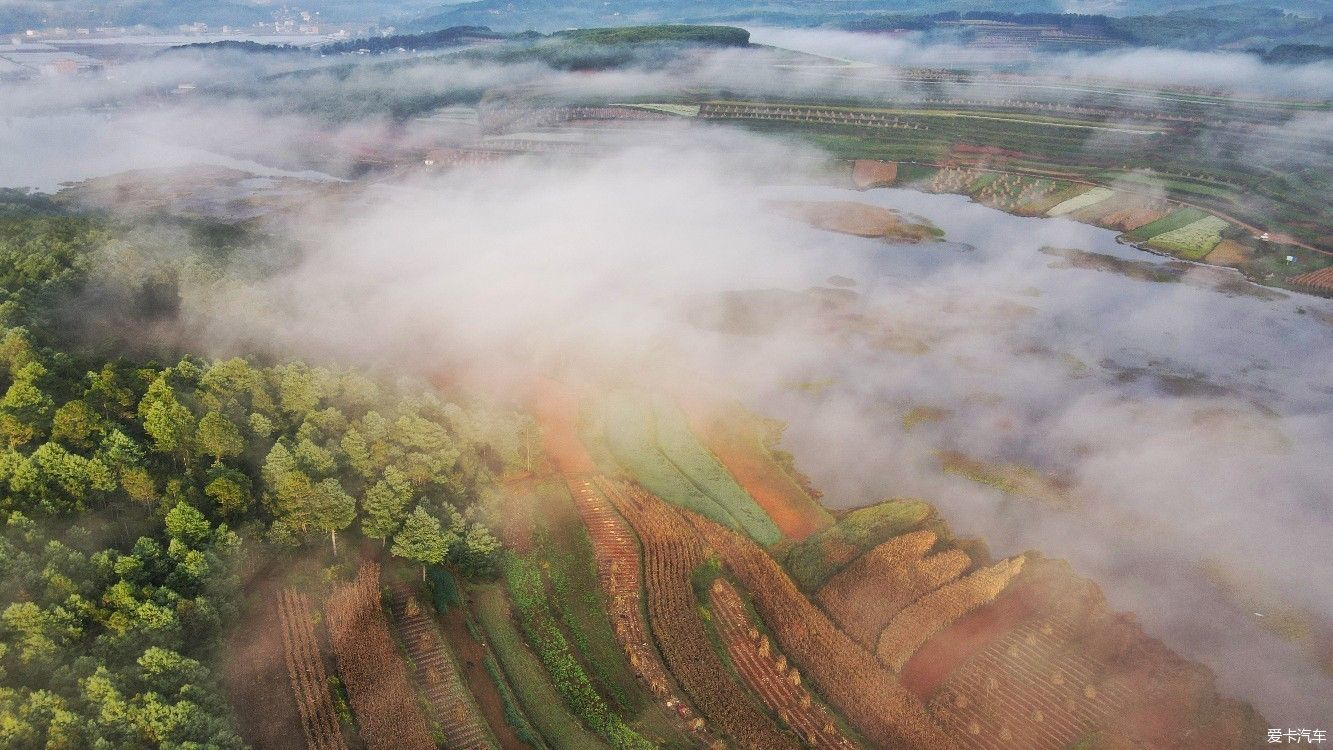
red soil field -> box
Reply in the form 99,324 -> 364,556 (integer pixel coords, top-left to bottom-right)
851,159 -> 898,189
1290,266 -> 1333,293
225,584 -> 310,750
435,605 -> 533,750
901,581 -> 1053,700
527,378 -> 597,471
528,378 -> 597,474
678,399 -> 830,541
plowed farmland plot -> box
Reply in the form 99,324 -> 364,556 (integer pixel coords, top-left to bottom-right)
603,479 -> 800,749
278,589 -> 349,750
709,579 -> 860,750
815,530 -> 969,649
680,400 -> 831,540
602,392 -> 780,545
387,581 -> 497,750
325,562 -> 436,750
1144,215 -> 1231,259
571,479 -> 694,705
685,510 -> 953,749
1290,266 -> 1333,293
927,613 -> 1134,750
851,159 -> 897,189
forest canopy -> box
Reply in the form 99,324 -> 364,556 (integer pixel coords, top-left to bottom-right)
0,198 -> 527,748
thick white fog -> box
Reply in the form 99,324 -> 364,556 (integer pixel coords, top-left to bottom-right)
4,33 -> 1332,725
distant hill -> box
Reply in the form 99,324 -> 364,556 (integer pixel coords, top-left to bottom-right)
406,0 -> 1333,33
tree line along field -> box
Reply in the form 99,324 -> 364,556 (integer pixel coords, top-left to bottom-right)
214,382 -> 1268,750
0,178 -> 1277,749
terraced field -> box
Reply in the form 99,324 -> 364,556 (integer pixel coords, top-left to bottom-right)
687,507 -> 955,749
387,581 -> 497,750
709,578 -> 860,750
325,563 -> 436,750
877,557 -> 1028,671
815,530 -> 970,649
603,479 -> 800,749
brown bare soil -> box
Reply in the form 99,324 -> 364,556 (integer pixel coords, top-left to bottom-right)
770,200 -> 940,243
1203,239 -> 1250,267
678,398 -> 831,541
529,377 -> 597,474
1091,195 -> 1169,231
437,605 -> 535,750
225,583 -> 311,750
851,159 -> 898,189
1290,266 -> 1333,293
815,530 -> 970,649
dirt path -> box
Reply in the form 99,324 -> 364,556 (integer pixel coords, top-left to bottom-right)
437,604 -> 536,750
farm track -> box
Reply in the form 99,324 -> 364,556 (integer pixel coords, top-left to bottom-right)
387,581 -> 497,750
277,589 -> 348,750
709,579 -> 861,750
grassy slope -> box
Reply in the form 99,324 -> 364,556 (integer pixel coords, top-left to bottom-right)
474,585 -> 613,750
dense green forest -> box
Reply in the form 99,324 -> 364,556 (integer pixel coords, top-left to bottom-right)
0,197 -> 523,748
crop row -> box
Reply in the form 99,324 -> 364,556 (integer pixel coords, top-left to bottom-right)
474,585 -> 611,750
684,506 -> 954,749
604,480 -> 801,749
1143,215 -> 1231,259
572,478 -> 707,729
815,530 -> 969,649
386,581 -> 497,750
324,562 -> 436,750
602,392 -> 779,545
503,553 -> 655,750
709,579 -> 860,750
876,557 -> 1027,671
277,588 -> 348,750
928,615 -> 1133,750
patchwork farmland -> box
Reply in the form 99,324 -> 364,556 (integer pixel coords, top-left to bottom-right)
229,389 -> 1266,750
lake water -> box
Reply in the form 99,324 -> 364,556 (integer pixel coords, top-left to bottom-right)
735,185 -> 1333,724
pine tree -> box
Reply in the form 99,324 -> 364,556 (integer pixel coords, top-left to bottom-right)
391,506 -> 453,581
